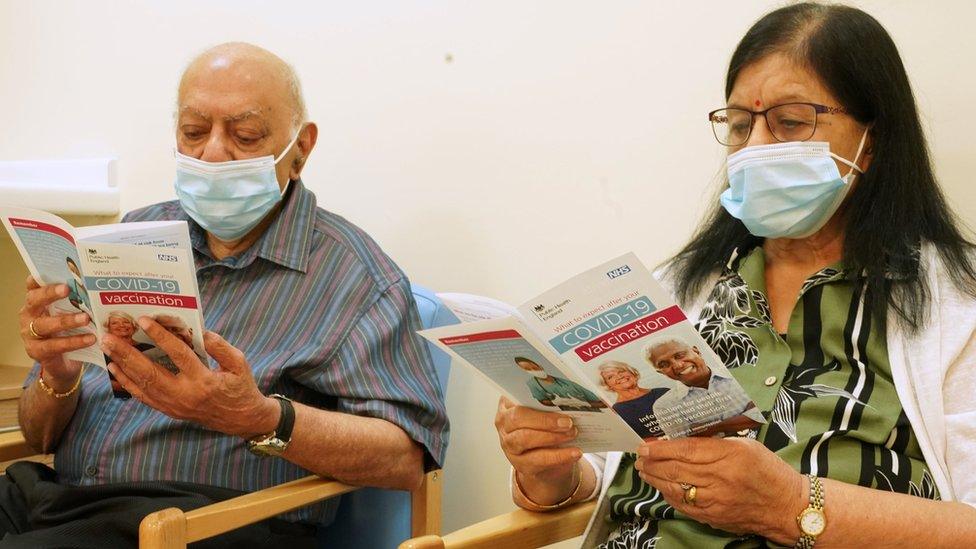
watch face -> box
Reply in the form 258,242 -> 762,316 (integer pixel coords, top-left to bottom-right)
799,509 -> 826,536
248,437 -> 287,457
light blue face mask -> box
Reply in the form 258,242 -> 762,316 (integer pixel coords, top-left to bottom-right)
174,132 -> 300,242
720,129 -> 868,239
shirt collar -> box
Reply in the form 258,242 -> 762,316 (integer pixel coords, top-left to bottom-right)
725,239 -> 918,282
254,180 -> 316,272
186,179 -> 316,273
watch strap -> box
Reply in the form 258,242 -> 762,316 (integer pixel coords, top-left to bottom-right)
795,475 -> 825,549
270,394 -> 295,444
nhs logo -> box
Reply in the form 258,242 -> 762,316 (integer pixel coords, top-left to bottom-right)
606,265 -> 631,279
157,253 -> 178,262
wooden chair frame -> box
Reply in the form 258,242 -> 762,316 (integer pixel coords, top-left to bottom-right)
0,430 -> 442,548
398,499 -> 594,549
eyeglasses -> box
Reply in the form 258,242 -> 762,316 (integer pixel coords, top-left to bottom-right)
707,102 -> 848,147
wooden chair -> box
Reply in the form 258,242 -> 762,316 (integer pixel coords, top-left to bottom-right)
0,430 -> 442,548
398,500 -> 596,549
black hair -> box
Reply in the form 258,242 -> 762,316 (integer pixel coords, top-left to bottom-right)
65,257 -> 79,269
513,357 -> 538,367
669,2 -> 976,332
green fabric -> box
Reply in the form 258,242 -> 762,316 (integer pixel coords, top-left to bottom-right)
600,246 -> 938,549
527,376 -> 601,403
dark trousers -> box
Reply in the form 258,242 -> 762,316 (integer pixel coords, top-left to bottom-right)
0,461 -> 316,548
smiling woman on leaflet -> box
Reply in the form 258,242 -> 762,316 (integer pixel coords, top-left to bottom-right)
493,3 -> 976,547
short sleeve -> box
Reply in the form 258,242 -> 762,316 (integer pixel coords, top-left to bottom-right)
527,379 -> 550,402
293,278 -> 450,468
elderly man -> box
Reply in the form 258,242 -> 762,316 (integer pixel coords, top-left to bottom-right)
13,42 -> 448,548
645,337 -> 761,438
141,314 -> 198,376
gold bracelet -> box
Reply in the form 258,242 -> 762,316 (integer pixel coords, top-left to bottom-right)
513,462 -> 583,511
38,368 -> 84,399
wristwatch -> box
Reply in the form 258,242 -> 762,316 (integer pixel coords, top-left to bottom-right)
246,394 -> 295,457
795,474 -> 826,548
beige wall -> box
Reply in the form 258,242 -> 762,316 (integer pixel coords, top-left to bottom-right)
1,0 -> 974,535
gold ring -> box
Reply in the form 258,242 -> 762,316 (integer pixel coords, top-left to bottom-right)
29,320 -> 43,339
682,484 -> 697,505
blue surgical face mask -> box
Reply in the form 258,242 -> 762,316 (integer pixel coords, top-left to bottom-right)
174,132 -> 300,242
720,129 -> 868,239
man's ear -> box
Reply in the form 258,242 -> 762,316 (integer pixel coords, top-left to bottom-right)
289,122 -> 318,180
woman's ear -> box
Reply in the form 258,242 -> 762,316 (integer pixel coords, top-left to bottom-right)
860,129 -> 874,173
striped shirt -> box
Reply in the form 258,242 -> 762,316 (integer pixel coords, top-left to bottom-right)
25,180 -> 449,524
600,244 -> 936,548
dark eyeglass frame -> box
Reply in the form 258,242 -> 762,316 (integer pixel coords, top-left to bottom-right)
707,102 -> 849,146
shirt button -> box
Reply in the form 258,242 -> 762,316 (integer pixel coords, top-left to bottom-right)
764,376 -> 777,386
85,465 -> 98,477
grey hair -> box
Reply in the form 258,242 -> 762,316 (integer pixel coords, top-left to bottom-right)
641,336 -> 693,368
104,311 -> 136,328
596,360 -> 641,390
284,60 -> 308,131
154,313 -> 189,329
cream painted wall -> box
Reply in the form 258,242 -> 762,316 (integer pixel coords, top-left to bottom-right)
1,0 -> 974,537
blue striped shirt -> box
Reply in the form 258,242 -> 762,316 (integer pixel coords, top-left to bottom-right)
24,180 -> 449,524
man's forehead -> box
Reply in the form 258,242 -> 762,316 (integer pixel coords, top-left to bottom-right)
653,342 -> 688,356
177,50 -> 295,124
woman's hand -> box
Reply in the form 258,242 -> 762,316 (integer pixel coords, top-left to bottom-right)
495,396 -> 582,506
635,436 -> 806,545
18,276 -> 91,390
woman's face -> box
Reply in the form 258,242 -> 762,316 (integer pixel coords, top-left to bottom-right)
601,368 -> 638,392
727,53 -> 872,175
107,317 -> 136,339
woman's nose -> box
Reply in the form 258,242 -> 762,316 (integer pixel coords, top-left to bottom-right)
745,115 -> 778,147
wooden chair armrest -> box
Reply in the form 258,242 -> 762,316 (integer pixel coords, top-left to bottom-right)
140,475 -> 359,548
0,430 -> 40,462
399,500 -> 597,549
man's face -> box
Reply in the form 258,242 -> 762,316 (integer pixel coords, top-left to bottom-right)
156,316 -> 193,346
650,341 -> 710,387
176,51 -> 300,191
601,368 -> 637,392
516,360 -> 543,374
107,317 -> 135,339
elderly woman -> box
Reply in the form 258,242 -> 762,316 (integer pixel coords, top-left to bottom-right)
103,311 -> 154,398
103,311 -> 154,352
597,361 -> 669,440
494,3 -> 976,547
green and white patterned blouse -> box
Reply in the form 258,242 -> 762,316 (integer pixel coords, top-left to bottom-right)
599,245 -> 939,549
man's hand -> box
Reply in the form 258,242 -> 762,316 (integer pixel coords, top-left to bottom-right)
102,317 -> 279,438
18,276 -> 92,391
635,437 -> 805,545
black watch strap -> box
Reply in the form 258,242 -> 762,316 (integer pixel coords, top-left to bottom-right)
270,394 -> 295,443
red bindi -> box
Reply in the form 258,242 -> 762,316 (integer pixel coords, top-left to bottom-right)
755,100 -> 762,107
